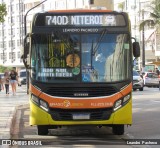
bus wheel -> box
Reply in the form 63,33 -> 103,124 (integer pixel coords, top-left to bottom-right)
37,125 -> 49,135
112,125 -> 124,135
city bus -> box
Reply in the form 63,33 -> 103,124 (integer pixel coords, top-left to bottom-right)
23,9 -> 140,135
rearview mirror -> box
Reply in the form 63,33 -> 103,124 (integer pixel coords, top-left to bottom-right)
23,33 -> 30,68
133,42 -> 140,58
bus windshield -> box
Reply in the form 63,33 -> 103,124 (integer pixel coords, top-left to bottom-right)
31,32 -> 131,83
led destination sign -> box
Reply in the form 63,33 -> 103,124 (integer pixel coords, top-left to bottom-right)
45,14 -> 125,26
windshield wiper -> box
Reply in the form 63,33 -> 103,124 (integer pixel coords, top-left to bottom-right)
92,29 -> 107,56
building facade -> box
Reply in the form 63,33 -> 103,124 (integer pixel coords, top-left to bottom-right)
0,0 -> 24,67
0,0 -> 113,68
114,0 -> 160,70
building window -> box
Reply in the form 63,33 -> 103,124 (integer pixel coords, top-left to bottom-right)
11,4 -> 14,13
11,29 -> 15,36
8,17 -> 11,24
4,41 -> 6,48
25,3 -> 33,10
16,4 -> 19,11
2,30 -> 4,37
9,40 -> 15,48
8,5 -> 10,13
17,51 -> 21,59
11,16 -> 15,24
17,28 -> 20,35
0,53 -> 3,60
17,40 -> 20,46
9,41 -> 11,47
9,52 -> 12,59
1,53 -> 7,62
16,15 -> 20,22
9,52 -> 16,59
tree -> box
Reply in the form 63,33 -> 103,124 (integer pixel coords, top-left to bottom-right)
139,0 -> 160,34
0,65 -> 12,73
118,2 -> 125,12
0,3 -> 7,22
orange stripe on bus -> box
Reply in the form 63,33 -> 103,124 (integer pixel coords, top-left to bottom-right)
31,84 -> 42,96
120,83 -> 132,96
30,83 -> 132,109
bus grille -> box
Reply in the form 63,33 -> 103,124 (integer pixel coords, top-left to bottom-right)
45,87 -> 117,97
49,108 -> 112,121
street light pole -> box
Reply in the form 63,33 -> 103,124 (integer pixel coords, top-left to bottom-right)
24,0 -> 47,35
24,0 -> 47,94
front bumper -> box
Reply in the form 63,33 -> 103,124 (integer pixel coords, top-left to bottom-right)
29,99 -> 132,126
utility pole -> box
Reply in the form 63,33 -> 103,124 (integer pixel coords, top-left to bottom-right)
142,9 -> 145,72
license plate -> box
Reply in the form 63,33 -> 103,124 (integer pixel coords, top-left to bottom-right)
72,113 -> 90,120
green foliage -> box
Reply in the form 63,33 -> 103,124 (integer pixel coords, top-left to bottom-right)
0,65 -> 12,73
139,0 -> 160,32
0,3 -> 7,22
118,2 -> 125,12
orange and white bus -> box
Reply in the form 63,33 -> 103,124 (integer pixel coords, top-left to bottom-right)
23,9 -> 140,135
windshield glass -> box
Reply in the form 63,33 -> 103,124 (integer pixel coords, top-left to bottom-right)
20,71 -> 26,77
133,70 -> 139,76
31,33 -> 131,83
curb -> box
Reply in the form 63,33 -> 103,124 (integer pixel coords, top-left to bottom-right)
0,107 -> 17,139
10,104 -> 29,137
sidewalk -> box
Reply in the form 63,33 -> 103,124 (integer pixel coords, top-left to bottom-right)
0,85 -> 29,139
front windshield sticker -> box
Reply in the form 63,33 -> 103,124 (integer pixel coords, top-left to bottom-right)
82,74 -> 90,82
66,54 -> 80,67
124,43 -> 129,50
72,67 -> 80,75
82,66 -> 98,82
38,68 -> 73,77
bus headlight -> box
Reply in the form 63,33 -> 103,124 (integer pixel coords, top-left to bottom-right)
113,94 -> 131,111
123,94 -> 130,103
31,95 -> 48,111
31,95 -> 39,104
40,100 -> 49,111
114,99 -> 122,111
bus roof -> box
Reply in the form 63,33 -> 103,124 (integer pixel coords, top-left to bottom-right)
47,9 -> 115,14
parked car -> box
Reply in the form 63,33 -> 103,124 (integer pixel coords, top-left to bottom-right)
143,72 -> 159,87
18,69 -> 27,86
133,70 -> 144,91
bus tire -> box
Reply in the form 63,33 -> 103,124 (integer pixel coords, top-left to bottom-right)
112,125 -> 124,135
139,87 -> 143,91
37,125 -> 49,135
